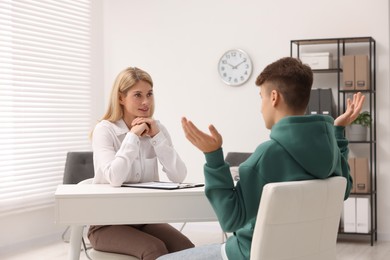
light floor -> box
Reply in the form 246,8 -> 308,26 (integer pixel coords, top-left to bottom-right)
2,222 -> 390,260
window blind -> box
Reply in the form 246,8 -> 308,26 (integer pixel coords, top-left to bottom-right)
0,0 -> 92,216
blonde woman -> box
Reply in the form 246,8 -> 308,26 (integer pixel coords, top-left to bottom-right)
88,67 -> 194,260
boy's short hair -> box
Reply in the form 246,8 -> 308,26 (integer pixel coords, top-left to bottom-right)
255,57 -> 313,112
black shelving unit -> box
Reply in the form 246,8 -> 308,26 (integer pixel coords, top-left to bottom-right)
290,37 -> 377,245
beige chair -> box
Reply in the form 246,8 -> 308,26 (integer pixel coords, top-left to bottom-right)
63,151 -> 138,260
250,176 -> 346,260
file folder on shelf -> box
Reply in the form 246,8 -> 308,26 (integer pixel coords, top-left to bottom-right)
356,197 -> 371,233
355,157 -> 370,193
342,55 -> 355,90
348,158 -> 356,193
306,89 -> 320,115
319,88 -> 335,117
343,197 -> 356,232
355,55 -> 370,90
306,88 -> 335,117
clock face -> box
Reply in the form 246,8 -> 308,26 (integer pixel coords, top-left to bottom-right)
218,49 -> 252,86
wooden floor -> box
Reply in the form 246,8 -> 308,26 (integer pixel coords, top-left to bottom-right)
336,237 -> 390,260
2,222 -> 390,260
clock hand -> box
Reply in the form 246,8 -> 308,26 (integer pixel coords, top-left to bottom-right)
226,63 -> 235,68
233,60 -> 245,69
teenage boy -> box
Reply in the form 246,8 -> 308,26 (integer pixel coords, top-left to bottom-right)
158,57 -> 365,260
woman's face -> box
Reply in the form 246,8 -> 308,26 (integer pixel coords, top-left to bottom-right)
119,80 -> 154,122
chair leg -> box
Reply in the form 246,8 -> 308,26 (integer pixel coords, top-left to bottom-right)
179,222 -> 186,232
221,230 -> 228,243
82,238 -> 93,260
62,226 -> 70,243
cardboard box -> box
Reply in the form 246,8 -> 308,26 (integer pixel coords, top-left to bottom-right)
342,55 -> 370,90
342,55 -> 355,90
300,52 -> 332,70
355,55 -> 370,90
355,157 -> 370,193
348,158 -> 356,193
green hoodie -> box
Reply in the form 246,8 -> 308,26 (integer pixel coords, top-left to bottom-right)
203,115 -> 352,260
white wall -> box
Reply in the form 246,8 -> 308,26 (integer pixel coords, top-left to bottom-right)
102,0 -> 390,239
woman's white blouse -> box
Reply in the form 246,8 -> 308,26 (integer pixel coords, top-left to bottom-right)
92,119 -> 187,187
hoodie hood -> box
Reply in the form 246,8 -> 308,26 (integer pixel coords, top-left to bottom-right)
270,115 -> 339,179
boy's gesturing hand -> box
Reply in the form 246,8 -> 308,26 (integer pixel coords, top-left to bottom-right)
334,92 -> 365,127
181,117 -> 223,153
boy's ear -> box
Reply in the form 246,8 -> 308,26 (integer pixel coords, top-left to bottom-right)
271,89 -> 280,107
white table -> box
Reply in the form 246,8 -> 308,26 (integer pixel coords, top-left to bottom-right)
54,184 -> 217,260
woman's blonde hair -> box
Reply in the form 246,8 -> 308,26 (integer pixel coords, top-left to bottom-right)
102,67 -> 154,122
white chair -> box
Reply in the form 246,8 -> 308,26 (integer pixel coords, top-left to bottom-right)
75,178 -> 139,260
87,250 -> 139,260
250,177 -> 346,260
63,151 -> 138,260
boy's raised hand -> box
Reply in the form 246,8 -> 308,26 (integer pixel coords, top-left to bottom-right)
334,92 -> 365,127
181,117 -> 223,153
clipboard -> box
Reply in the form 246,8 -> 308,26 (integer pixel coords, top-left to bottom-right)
122,181 -> 204,190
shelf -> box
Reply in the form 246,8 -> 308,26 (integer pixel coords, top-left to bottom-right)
291,37 -> 375,45
339,89 -> 375,94
348,140 -> 376,144
338,230 -> 378,246
291,37 -> 377,246
338,230 -> 375,236
311,68 -> 342,73
349,191 -> 377,196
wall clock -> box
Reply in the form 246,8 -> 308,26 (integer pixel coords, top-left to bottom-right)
218,49 -> 252,86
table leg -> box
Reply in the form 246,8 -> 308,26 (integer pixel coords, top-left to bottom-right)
68,225 -> 83,260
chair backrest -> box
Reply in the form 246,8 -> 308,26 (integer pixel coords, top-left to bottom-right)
250,177 -> 346,260
225,152 -> 252,167
225,152 -> 252,181
63,151 -> 94,184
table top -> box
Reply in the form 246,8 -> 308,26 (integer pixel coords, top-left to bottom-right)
55,184 -> 207,197
54,184 -> 217,225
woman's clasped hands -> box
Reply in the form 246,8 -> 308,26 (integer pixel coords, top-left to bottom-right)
131,117 -> 160,137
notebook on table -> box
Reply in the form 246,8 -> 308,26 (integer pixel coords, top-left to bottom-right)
122,181 -> 204,190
